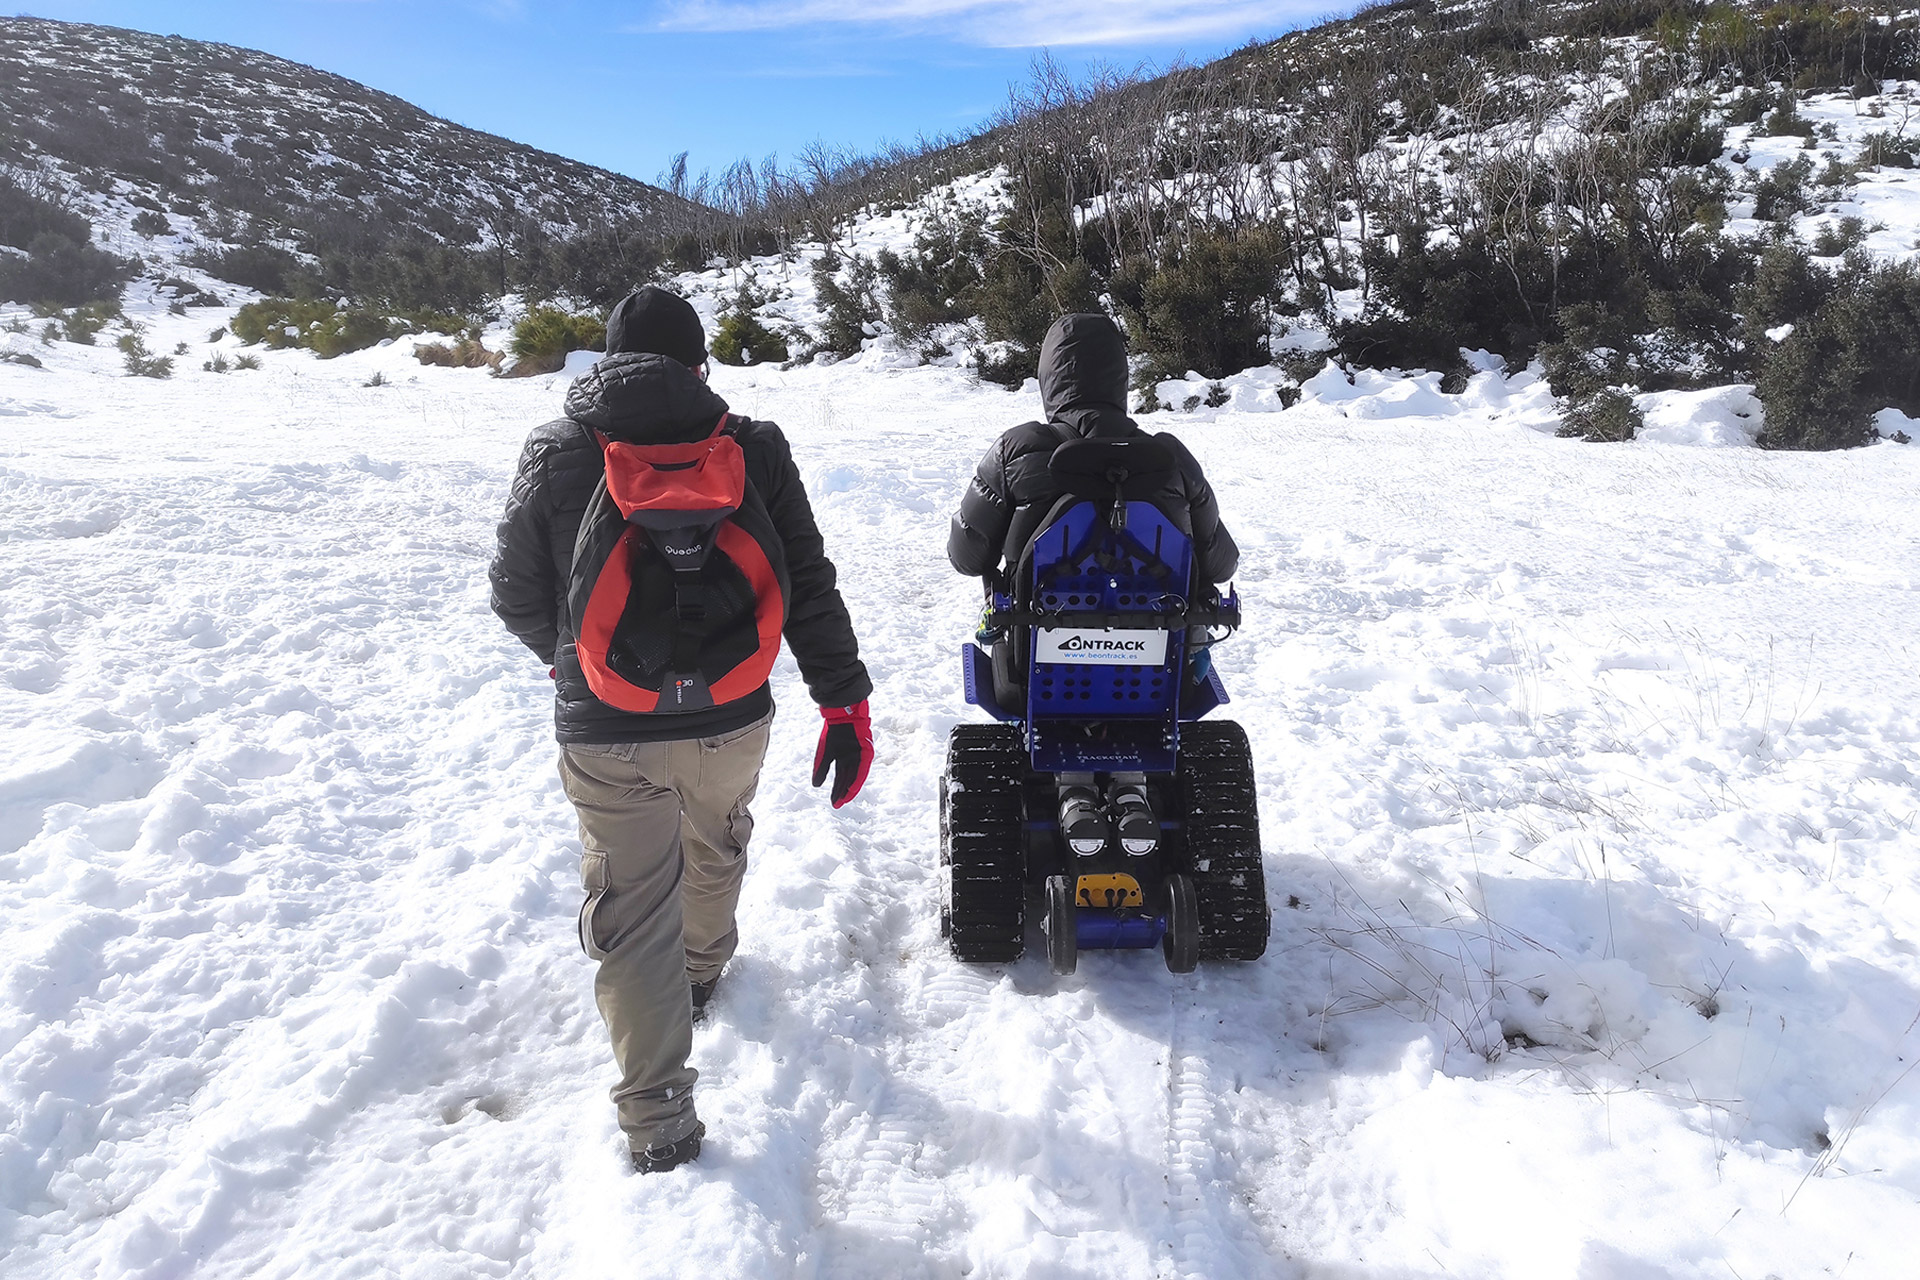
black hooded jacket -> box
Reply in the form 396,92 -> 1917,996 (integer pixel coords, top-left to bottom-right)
947,313 -> 1238,583
490,352 -> 871,743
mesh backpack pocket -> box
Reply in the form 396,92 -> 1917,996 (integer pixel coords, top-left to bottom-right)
567,415 -> 788,713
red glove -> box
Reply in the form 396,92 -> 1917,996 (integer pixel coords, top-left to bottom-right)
812,701 -> 873,808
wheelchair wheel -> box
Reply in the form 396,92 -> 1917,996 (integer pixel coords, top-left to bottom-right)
1163,874 -> 1199,974
1045,874 -> 1078,975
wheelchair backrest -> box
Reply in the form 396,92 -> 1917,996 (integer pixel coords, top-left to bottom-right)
1022,442 -> 1195,723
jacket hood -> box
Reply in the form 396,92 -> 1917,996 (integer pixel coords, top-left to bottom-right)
564,351 -> 731,443
1038,312 -> 1133,437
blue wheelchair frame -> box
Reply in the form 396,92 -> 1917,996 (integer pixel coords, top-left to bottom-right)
959,492 -> 1240,959
962,499 -> 1234,765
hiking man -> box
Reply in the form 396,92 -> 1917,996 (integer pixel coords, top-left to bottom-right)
947,310 -> 1236,859
490,285 -> 873,1173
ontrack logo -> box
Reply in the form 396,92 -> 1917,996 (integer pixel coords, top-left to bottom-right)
1060,636 -> 1149,653
1037,627 -> 1167,667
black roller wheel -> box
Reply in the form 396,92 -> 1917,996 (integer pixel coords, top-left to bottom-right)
1163,873 -> 1199,974
1177,720 -> 1271,961
1045,875 -> 1078,975
942,723 -> 1026,963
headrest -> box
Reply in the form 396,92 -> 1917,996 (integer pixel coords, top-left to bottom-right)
1047,437 -> 1177,505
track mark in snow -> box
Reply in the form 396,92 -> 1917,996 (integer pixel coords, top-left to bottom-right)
1163,996 -> 1283,1279
814,1073 -> 958,1280
836,1088 -> 950,1245
914,963 -> 996,1031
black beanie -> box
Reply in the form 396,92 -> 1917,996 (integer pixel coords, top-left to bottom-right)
604,286 -> 707,366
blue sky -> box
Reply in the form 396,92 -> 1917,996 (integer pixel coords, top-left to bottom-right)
15,1 -> 1330,188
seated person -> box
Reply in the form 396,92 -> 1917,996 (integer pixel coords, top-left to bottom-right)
947,311 -> 1239,860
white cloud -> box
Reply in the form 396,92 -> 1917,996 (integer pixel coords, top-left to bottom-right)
651,0 -> 1307,48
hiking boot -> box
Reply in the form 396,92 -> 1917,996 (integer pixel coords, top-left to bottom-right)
632,1121 -> 705,1174
1110,785 -> 1158,857
1058,787 -> 1108,857
690,978 -> 717,1022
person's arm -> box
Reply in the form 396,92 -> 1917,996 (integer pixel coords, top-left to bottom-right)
489,432 -> 561,665
1166,435 -> 1239,584
757,426 -> 872,708
947,437 -> 1015,577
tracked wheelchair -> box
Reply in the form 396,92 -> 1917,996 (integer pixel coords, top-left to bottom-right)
940,436 -> 1270,974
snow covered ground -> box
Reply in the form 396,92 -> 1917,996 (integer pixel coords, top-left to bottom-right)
4,296 -> 1920,1279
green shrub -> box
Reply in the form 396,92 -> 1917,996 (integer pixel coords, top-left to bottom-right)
508,306 -> 605,375
711,311 -> 789,367
970,256 -> 1100,389
876,214 -> 989,357
234,298 -> 473,359
969,257 -> 1054,388
1278,350 -> 1329,383
1541,303 -> 1636,401
234,297 -> 338,348
0,173 -> 92,250
1756,255 -> 1920,450
117,331 -> 173,379
666,233 -> 706,274
810,250 -> 880,358
0,233 -> 135,307
1740,237 -> 1833,351
708,278 -> 791,367
1725,89 -> 1768,126
58,301 -> 121,345
1764,97 -> 1816,139
1647,108 -> 1726,168
187,245 -> 312,297
204,351 -> 230,374
232,353 -> 263,371
1810,216 -> 1869,257
1557,387 -> 1642,441
130,209 -> 170,237
1752,156 -> 1814,222
1118,228 -> 1286,382
1859,131 -> 1918,169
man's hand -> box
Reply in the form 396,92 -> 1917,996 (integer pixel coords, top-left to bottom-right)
812,701 -> 873,808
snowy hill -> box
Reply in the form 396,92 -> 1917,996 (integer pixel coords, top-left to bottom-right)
5,253 -> 1920,1276
0,17 -> 696,289
684,0 -> 1920,450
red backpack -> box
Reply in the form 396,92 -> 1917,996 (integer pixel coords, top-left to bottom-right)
566,414 -> 789,713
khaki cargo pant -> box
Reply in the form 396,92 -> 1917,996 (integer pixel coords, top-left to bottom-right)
557,709 -> 772,1153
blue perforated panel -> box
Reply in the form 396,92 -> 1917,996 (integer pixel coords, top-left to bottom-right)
1024,500 -> 1194,772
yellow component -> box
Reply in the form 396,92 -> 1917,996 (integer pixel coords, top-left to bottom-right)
1076,874 -> 1144,909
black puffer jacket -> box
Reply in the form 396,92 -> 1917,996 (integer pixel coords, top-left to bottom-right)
490,352 -> 871,743
947,313 -> 1239,584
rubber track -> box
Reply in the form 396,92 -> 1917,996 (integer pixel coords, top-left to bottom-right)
1177,720 -> 1271,961
942,724 -> 1026,963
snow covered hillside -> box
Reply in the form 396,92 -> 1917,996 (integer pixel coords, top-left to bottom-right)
0,16 -> 697,322
4,287 -> 1920,1278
